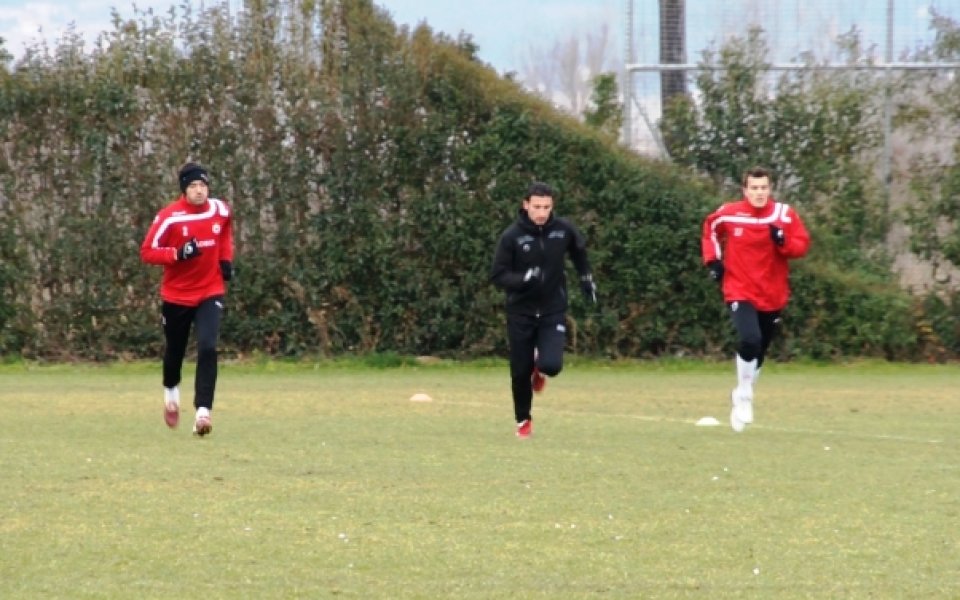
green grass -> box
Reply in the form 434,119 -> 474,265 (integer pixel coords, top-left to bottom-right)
1,359 -> 958,598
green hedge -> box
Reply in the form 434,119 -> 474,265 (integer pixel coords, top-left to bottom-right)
0,0 -> 930,360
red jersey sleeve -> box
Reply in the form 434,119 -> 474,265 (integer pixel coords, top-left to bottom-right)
701,204 -> 729,265
219,208 -> 234,262
777,204 -> 811,259
140,206 -> 179,266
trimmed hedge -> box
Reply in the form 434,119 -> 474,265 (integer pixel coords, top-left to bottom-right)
0,0 -> 928,360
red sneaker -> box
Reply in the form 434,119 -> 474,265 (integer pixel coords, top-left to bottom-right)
531,366 -> 546,393
516,419 -> 533,439
164,401 -> 179,429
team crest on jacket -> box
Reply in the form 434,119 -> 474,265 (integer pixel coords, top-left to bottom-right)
517,234 -> 534,252
213,223 -> 221,234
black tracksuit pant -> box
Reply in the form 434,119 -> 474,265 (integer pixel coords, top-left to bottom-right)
728,301 -> 780,369
161,296 -> 223,410
507,311 -> 567,423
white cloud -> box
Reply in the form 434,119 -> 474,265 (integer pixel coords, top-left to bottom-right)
0,0 -> 120,57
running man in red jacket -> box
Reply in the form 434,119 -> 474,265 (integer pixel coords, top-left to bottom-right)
702,166 -> 810,432
141,162 -> 234,436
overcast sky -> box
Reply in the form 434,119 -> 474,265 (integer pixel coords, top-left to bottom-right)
4,0 -> 958,70
0,0 -> 622,72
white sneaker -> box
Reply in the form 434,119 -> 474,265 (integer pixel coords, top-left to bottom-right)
730,390 -> 746,432
735,387 -> 754,424
730,388 -> 754,432
733,356 -> 757,425
192,407 -> 212,437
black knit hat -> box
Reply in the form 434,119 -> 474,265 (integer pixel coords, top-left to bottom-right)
178,162 -> 209,192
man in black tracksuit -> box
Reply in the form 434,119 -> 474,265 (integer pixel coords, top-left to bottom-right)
491,182 -> 596,438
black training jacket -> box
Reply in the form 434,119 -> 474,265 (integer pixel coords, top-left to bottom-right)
491,209 -> 592,316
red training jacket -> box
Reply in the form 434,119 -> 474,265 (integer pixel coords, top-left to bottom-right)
701,197 -> 810,311
140,196 -> 234,306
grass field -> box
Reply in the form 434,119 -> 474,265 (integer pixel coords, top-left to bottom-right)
1,359 -> 958,598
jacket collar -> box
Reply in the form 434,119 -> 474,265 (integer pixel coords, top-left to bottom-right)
517,208 -> 554,231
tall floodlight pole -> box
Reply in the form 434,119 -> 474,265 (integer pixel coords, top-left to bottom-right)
623,0 -> 635,149
883,0 -> 894,192
659,0 -> 687,107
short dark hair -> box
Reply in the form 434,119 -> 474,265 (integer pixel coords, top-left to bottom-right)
526,181 -> 555,200
742,166 -> 773,186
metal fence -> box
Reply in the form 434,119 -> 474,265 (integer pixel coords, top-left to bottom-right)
623,0 -> 960,157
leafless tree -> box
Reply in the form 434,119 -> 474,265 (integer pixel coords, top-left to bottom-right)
519,23 -> 619,116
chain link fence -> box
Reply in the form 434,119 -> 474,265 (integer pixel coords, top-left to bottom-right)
623,0 -> 960,155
